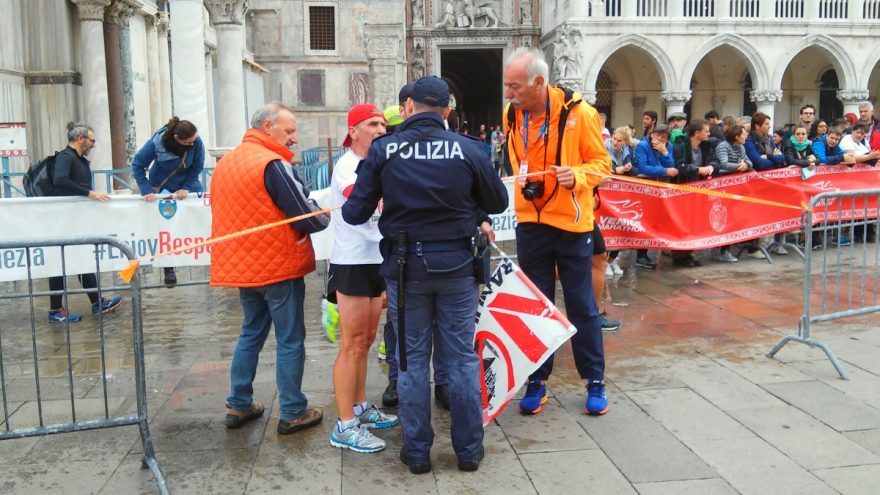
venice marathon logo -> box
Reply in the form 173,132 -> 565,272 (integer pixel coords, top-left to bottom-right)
599,198 -> 646,232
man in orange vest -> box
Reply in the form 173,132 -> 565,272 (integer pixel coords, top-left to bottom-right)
211,101 -> 330,435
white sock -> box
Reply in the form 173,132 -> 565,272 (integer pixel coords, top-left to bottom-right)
336,417 -> 358,432
353,401 -> 369,417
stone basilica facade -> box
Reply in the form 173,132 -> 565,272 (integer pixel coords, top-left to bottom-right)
3,0 -> 880,186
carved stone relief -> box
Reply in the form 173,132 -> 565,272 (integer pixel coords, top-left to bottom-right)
412,41 -> 425,80
520,0 -> 532,25
205,0 -> 250,25
349,73 -> 370,106
412,0 -> 424,27
551,25 -> 582,81
434,0 -> 505,29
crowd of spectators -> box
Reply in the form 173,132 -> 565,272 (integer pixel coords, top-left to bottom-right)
600,101 -> 880,270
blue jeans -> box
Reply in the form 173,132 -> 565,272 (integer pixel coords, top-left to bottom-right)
384,314 -> 448,385
227,278 -> 308,421
386,276 -> 483,463
516,223 -> 604,382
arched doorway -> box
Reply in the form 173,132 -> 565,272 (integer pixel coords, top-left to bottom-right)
819,69 -> 843,122
683,44 -> 756,120
595,70 -> 614,128
742,72 -> 757,118
595,45 -> 664,130
440,48 -> 503,135
779,44 -> 850,125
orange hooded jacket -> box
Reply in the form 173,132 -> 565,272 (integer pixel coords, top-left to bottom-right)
503,86 -> 612,233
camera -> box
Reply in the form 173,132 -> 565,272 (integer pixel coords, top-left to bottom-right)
521,180 -> 545,201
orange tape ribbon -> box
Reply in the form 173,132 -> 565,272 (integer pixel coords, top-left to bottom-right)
118,206 -> 338,283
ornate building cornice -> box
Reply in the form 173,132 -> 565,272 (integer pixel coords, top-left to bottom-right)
71,0 -> 112,21
836,90 -> 870,104
660,91 -> 692,103
750,89 -> 783,103
157,11 -> 169,34
408,26 -> 541,39
105,1 -> 135,27
205,0 -> 250,25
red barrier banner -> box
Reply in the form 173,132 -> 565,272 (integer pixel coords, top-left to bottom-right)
598,165 -> 880,250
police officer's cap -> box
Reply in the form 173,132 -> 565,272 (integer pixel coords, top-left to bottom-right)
411,77 -> 450,108
398,83 -> 415,106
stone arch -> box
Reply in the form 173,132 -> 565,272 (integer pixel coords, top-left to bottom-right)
772,34 -> 857,90
679,34 -> 770,90
861,43 -> 880,90
583,34 -> 676,93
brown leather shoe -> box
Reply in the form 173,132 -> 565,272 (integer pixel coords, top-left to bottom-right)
224,402 -> 264,429
277,407 -> 323,435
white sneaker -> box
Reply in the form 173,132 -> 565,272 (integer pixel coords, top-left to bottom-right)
605,264 -> 614,277
771,246 -> 789,256
609,260 -> 624,276
717,251 -> 738,262
749,250 -> 767,259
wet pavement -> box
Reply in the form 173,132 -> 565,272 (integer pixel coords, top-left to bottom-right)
1,246 -> 880,494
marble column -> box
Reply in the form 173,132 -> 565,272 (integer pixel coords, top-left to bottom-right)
117,1 -> 139,165
717,0 -> 731,18
661,90 -> 692,119
145,14 -> 164,130
103,2 -> 127,172
205,47 -> 217,147
169,0 -> 210,140
205,0 -> 248,148
157,9 -> 173,120
631,96 -> 646,130
750,89 -> 783,125
72,0 -> 113,180
837,90 -> 870,116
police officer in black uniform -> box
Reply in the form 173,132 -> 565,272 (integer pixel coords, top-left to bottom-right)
342,76 -> 508,474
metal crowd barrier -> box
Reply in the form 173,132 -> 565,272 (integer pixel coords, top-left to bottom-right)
0,236 -> 168,494
768,189 -> 880,380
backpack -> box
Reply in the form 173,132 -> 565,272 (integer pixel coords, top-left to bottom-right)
22,153 -> 58,197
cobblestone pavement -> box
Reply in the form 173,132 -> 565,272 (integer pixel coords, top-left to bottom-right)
1,248 -> 879,494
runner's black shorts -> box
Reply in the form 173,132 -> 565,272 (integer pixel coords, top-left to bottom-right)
327,264 -> 385,303
591,226 -> 606,256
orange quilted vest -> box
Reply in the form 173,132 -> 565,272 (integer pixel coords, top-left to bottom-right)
209,130 -> 316,287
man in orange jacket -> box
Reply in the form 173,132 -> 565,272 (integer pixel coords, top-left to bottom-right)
211,101 -> 330,435
502,48 -> 612,416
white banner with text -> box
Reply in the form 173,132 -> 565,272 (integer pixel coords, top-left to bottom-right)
0,183 -> 518,283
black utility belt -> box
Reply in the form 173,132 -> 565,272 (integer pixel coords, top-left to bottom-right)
395,239 -> 472,254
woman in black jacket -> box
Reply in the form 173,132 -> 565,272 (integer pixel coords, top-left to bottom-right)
784,125 -> 818,170
47,122 -> 123,323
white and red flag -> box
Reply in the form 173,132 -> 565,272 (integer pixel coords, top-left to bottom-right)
474,255 -> 577,425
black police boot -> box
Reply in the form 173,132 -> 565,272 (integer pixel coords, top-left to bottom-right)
400,446 -> 431,475
435,384 -> 449,411
458,446 -> 485,472
163,267 -> 177,287
382,379 -> 398,407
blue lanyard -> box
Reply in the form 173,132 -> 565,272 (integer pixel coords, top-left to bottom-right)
522,110 -> 548,155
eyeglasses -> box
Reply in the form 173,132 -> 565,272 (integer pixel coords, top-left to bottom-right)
83,137 -> 96,145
